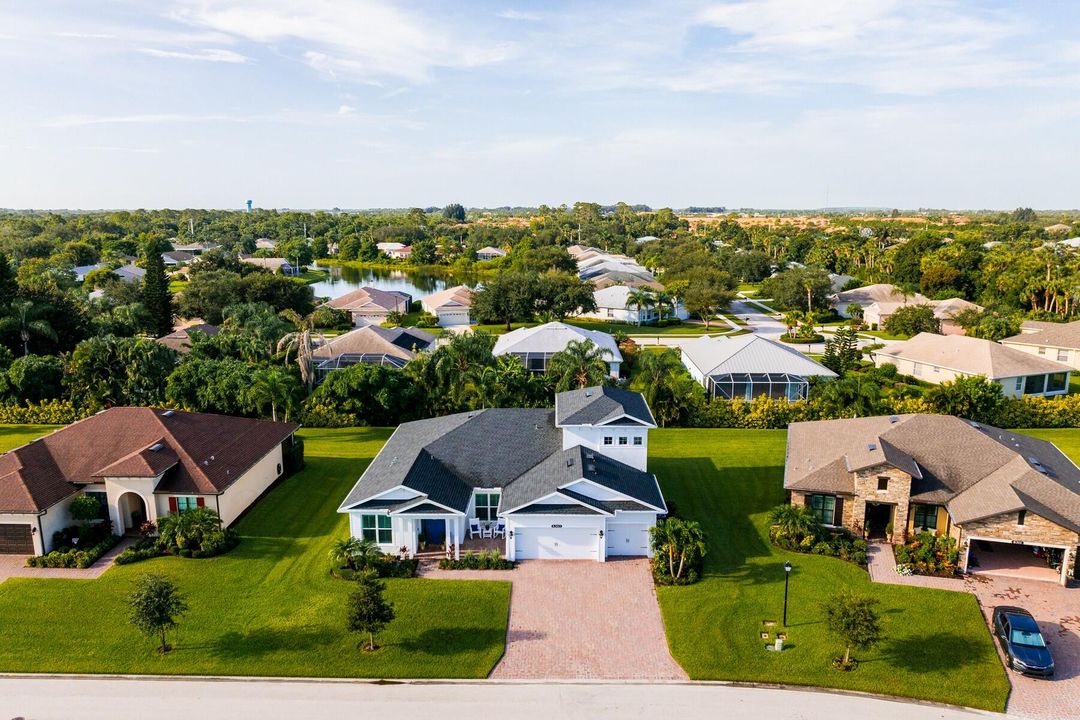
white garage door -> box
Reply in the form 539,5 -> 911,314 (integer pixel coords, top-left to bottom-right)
439,311 -> 471,326
516,527 -> 598,560
606,523 -> 650,556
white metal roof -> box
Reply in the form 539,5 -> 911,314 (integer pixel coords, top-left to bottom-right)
680,334 -> 837,378
493,322 -> 622,363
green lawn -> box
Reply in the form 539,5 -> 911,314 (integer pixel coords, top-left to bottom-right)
0,427 -> 510,678
650,429 -> 1010,712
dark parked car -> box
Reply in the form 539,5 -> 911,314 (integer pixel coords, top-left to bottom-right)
993,606 -> 1055,677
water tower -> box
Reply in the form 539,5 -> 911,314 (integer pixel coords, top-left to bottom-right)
246,199 -> 253,212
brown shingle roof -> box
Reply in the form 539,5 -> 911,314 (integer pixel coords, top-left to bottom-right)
0,408 -> 297,513
325,287 -> 410,313
785,414 -> 1080,532
156,323 -> 219,353
873,333 -> 1072,378
312,326 -> 435,361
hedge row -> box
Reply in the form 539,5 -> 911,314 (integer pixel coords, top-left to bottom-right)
0,400 -> 87,425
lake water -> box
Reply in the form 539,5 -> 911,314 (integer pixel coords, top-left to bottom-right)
309,265 -> 479,301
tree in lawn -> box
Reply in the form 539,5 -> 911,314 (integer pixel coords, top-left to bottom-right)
680,267 -> 736,329
128,574 -> 188,655
245,366 -> 301,422
821,327 -> 861,376
882,304 -> 940,337
927,375 -> 1005,426
329,537 -> 381,572
821,590 -> 884,670
347,570 -> 396,652
547,339 -> 610,390
767,504 -> 820,545
142,248 -> 174,337
648,517 -> 707,584
471,271 -> 538,330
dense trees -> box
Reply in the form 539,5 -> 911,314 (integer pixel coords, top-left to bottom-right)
883,305 -> 940,336
759,267 -> 833,313
179,269 -> 313,325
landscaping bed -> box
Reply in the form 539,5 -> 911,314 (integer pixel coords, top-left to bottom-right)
893,531 -> 960,577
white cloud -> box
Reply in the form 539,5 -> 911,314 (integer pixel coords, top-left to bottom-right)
43,113 -> 253,128
171,0 -> 515,83
52,31 -> 118,39
498,10 -> 543,22
138,47 -> 250,63
337,104 -> 356,116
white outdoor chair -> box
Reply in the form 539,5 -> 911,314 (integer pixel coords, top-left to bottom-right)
482,522 -> 494,539
468,518 -> 483,538
491,519 -> 506,538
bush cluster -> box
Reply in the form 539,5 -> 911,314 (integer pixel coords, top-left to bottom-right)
770,526 -> 868,565
338,554 -> 419,579
893,531 -> 960,576
438,549 -> 513,570
26,529 -> 120,569
0,400 -> 86,424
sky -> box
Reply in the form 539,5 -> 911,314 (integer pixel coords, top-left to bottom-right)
1,0 -> 1079,210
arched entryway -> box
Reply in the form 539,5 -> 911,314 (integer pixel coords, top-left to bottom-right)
117,492 -> 148,533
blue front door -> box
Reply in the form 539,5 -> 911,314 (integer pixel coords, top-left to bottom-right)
421,519 -> 446,544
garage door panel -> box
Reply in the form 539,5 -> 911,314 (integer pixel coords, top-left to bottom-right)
516,527 -> 597,560
607,523 -> 650,556
0,524 -> 34,554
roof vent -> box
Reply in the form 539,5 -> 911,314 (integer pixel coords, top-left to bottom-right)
585,451 -> 595,461
587,463 -> 596,473
867,443 -> 877,451
149,442 -> 165,452
584,390 -> 593,397
889,416 -> 898,423
566,458 -> 574,468
162,410 -> 175,418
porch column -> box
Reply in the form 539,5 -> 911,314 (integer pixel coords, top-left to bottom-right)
1061,546 -> 1071,587
454,518 -> 460,560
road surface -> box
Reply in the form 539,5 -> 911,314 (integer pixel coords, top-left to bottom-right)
1,676 -> 1000,720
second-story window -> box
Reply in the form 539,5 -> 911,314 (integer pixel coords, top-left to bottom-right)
603,436 -> 613,445
877,476 -> 889,491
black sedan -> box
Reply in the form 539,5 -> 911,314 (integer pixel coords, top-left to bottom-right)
992,606 -> 1055,677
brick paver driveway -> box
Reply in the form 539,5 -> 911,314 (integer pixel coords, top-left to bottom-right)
422,558 -> 686,679
870,542 -> 1079,718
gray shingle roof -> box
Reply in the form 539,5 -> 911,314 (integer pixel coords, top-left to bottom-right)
555,386 -> 656,427
338,401 -> 664,516
1002,320 -> 1080,351
512,504 -> 603,515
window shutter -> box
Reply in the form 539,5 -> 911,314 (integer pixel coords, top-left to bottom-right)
168,497 -> 178,513
803,494 -> 812,507
196,497 -> 206,508
833,497 -> 844,526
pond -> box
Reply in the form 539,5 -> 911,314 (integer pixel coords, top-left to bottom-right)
309,264 -> 480,301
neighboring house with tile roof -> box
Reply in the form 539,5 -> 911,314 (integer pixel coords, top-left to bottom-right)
337,386 -> 663,561
832,284 -> 929,319
680,334 -> 836,401
784,414 -> 1080,585
155,323 -> 220,354
171,241 -> 221,255
871,333 -> 1072,397
492,322 -> 622,378
312,325 -> 436,377
376,242 -> 412,260
1001,320 -> 1080,370
577,284 -> 685,325
476,246 -> 506,261
861,296 -> 983,335
161,250 -> 196,267
0,408 -> 298,556
240,256 -> 301,276
420,285 -> 474,327
324,286 -> 412,327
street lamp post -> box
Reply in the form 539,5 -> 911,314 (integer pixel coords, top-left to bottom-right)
783,561 -> 792,626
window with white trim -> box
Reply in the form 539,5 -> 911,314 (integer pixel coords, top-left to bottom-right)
633,436 -> 643,446
175,496 -> 199,512
618,436 -> 628,445
603,436 -> 613,445
360,514 -> 392,544
474,492 -> 500,522
1058,349 -> 1069,363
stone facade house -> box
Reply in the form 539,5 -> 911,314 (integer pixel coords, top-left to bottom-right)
785,414 -> 1080,585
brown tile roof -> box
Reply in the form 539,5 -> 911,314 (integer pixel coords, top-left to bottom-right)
155,323 -> 219,353
1002,320 -> 1080,351
312,326 -> 435,361
325,287 -> 411,313
0,408 -> 297,513
873,332 -> 1072,378
785,414 -> 1080,532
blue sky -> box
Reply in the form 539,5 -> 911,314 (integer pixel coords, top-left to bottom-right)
1,0 -> 1078,210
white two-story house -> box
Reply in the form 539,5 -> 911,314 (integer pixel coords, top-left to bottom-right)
337,386 -> 665,561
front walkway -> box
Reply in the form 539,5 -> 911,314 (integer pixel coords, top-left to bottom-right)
868,541 -> 1079,719
420,558 -> 686,680
0,537 -> 134,583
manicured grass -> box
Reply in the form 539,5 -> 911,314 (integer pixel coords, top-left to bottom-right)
1016,428 -> 1080,458
0,427 -> 510,678
650,429 -> 1010,712
859,330 -> 910,341
0,425 -> 60,449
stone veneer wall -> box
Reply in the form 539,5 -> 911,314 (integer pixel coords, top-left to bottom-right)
852,465 -> 913,543
789,490 -> 855,529
958,511 -> 1079,580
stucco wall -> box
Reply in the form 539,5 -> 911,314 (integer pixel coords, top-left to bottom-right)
560,425 -> 648,471
1000,341 -> 1080,370
215,443 -> 286,526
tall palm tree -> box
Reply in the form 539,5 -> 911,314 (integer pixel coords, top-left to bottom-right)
246,368 -> 300,422
547,339 -> 610,391
625,288 -> 655,325
276,309 -> 322,391
0,300 -> 57,356
653,290 -> 672,321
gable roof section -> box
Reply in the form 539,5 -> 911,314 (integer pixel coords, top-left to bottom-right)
555,385 -> 656,427
313,326 -> 435,361
0,408 -> 297,512
681,334 -> 836,378
92,440 -> 179,478
325,286 -> 411,313
156,323 -> 220,353
493,322 -> 622,363
1002,320 -> 1080,351
833,284 -> 927,307
785,414 -> 1080,532
421,285 -> 473,311
873,333 -> 1072,379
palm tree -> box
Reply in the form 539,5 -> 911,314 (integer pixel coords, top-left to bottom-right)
814,376 -> 882,418
246,368 -> 300,422
329,537 -> 363,571
783,311 -> 803,338
0,300 -> 57,356
625,288 -> 655,325
648,518 -> 707,581
653,290 -> 672,321
547,339 -> 610,391
157,506 -> 223,552
768,504 -> 820,541
276,309 -> 322,391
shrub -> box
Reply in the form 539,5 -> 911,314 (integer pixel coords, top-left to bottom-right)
892,531 -> 958,576
26,533 -> 120,569
0,400 -> 85,424
438,550 -> 513,571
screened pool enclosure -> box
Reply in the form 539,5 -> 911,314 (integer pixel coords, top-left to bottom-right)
706,372 -> 810,401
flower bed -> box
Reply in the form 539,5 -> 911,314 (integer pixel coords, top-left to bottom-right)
115,527 -> 241,565
779,333 -> 825,344
893,531 -> 959,577
26,533 -> 120,569
770,526 -> 868,565
438,550 -> 513,571
333,554 -> 419,579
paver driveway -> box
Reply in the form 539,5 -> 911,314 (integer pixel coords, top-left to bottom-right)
869,543 -> 1079,719
422,558 -> 686,679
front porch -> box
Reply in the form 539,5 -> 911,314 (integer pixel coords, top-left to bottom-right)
415,535 -> 505,559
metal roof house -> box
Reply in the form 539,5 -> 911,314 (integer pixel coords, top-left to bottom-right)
680,334 -> 837,401
492,322 -> 622,378
337,386 -> 664,562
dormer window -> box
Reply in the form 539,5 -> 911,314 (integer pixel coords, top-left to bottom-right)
877,476 -> 889,491
603,436 -> 613,445
633,436 -> 643,446
618,436 -> 628,446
